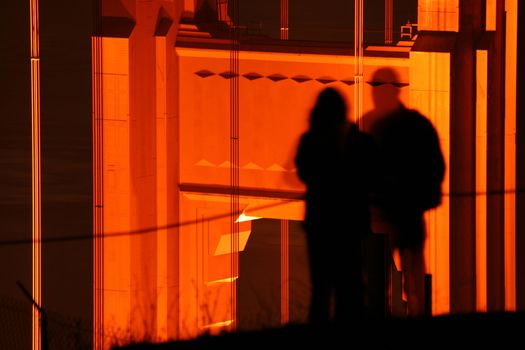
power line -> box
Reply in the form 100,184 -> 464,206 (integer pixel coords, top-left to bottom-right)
0,199 -> 298,247
0,187 -> 523,247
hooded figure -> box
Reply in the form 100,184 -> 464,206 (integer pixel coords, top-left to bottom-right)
295,87 -> 375,323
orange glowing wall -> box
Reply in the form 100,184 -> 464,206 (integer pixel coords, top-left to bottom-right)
475,48 -> 488,312
176,45 -> 410,335
418,0 -> 459,31
92,0 -> 521,346
99,36 -> 133,345
155,16 -> 180,341
410,1 -> 458,314
93,0 -> 181,347
410,49 -> 451,315
95,3 -> 409,340
178,193 -> 248,337
97,13 -> 411,339
176,49 -> 409,191
411,0 -> 519,315
504,0 -> 518,312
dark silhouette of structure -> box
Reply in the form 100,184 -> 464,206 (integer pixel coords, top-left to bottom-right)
362,68 -> 445,316
294,87 -> 375,323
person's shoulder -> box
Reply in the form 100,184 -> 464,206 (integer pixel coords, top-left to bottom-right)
299,130 -> 313,140
348,123 -> 375,146
347,121 -> 364,138
400,108 -> 435,129
404,108 -> 430,121
296,131 -> 311,148
298,130 -> 322,148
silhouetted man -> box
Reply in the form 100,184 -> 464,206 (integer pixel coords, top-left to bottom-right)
295,87 -> 375,324
363,68 -> 445,317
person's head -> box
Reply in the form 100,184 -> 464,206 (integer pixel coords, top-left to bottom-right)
370,68 -> 402,112
310,87 -> 347,130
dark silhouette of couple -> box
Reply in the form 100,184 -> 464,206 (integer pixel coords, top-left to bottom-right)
295,68 -> 445,323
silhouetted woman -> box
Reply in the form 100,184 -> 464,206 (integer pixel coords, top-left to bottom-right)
295,87 -> 374,324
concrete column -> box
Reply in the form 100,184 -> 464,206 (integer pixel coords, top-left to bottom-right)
448,0 -> 481,314
486,0 -> 506,312
129,0 -> 159,340
516,0 -> 525,311
385,0 -> 393,44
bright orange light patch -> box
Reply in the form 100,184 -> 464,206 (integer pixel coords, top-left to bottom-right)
214,231 -> 251,255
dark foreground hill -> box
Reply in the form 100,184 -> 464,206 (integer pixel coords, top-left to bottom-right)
118,312 -> 525,349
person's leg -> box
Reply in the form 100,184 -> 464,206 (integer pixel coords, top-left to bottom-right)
401,247 -> 425,316
334,261 -> 364,323
307,235 -> 332,324
309,270 -> 331,324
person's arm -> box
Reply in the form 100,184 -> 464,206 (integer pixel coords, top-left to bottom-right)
427,120 -> 446,184
363,132 -> 382,207
295,134 -> 312,184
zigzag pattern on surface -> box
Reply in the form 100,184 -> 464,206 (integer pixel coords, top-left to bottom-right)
194,70 -> 409,87
195,159 -> 296,172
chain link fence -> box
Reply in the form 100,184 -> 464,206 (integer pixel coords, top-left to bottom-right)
0,294 -> 93,349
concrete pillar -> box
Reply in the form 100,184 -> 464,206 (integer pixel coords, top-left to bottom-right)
385,0 -> 393,44
516,0 -> 525,311
485,0 -> 506,312
448,0 -> 481,314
